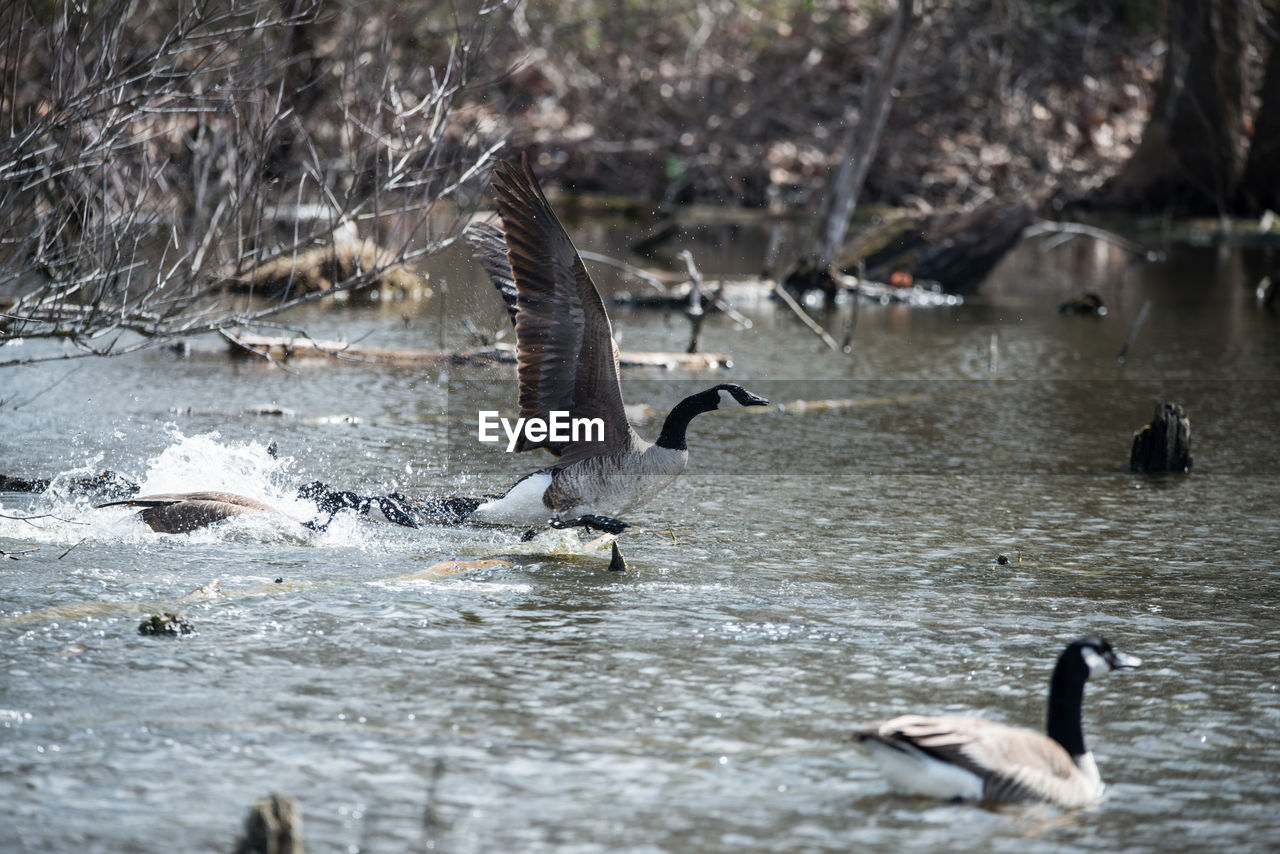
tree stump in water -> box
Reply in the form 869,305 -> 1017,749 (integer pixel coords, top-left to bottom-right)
1130,403 -> 1192,472
234,793 -> 304,854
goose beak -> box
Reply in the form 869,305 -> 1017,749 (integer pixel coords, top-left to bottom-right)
741,391 -> 769,406
1114,651 -> 1142,669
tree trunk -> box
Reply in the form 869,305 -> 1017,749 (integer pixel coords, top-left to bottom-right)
783,0 -> 917,295
1236,3 -> 1280,214
1094,0 -> 1246,215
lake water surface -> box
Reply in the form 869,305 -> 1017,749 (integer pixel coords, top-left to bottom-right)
2,222 -> 1279,853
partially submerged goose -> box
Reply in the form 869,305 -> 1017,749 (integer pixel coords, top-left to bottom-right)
100,484 -> 423,534
465,158 -> 768,533
98,491 -> 294,534
856,636 -> 1140,807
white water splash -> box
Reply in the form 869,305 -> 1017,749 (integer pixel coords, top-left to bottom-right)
0,430 -> 319,546
0,429 -> 616,557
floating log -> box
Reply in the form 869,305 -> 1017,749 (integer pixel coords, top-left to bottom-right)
226,335 -> 730,370
612,287 -> 714,311
1130,402 -> 1193,472
234,793 -> 304,854
226,238 -> 429,298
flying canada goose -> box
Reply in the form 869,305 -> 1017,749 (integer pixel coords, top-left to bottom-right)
100,484 -> 422,534
856,636 -> 1140,808
464,158 -> 769,534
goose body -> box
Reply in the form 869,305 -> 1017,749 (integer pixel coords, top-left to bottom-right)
98,491 -> 291,534
857,636 -> 1140,808
466,159 -> 768,531
470,444 -> 688,526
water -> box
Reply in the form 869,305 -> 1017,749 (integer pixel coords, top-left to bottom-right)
2,224 -> 1279,853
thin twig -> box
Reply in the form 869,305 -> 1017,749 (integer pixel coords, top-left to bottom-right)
579,250 -> 672,293
1116,299 -> 1151,364
58,538 -> 88,560
0,510 -> 87,527
770,280 -> 841,351
1023,220 -> 1162,260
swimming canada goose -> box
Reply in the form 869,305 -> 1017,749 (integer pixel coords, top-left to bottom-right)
856,636 -> 1140,807
464,158 -> 769,534
97,491 -> 296,534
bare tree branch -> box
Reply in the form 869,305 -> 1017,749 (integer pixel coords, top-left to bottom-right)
0,0 -> 509,367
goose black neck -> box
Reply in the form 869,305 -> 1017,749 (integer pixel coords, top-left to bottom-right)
655,390 -> 718,450
1046,653 -> 1089,758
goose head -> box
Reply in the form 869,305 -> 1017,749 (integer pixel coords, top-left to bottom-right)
1047,635 -> 1140,760
708,383 -> 770,409
655,384 -> 768,451
681,383 -> 770,415
1068,635 -> 1142,681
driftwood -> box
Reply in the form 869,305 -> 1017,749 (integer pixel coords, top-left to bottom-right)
234,794 -> 304,854
226,239 -> 429,297
226,335 -> 731,370
1130,402 -> 1193,473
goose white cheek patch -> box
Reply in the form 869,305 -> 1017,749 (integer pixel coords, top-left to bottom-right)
718,389 -> 737,408
1082,648 -> 1111,678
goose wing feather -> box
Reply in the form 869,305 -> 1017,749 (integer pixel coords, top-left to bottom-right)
98,492 -> 282,534
99,491 -> 277,511
871,714 -> 1099,806
490,158 -> 631,465
467,220 -> 519,327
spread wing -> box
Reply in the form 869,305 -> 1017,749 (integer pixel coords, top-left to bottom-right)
488,157 -> 632,464
466,220 -> 519,326
96,492 -> 282,534
870,715 -> 1096,805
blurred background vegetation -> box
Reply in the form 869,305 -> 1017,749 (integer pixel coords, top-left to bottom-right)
2,0 -> 1277,357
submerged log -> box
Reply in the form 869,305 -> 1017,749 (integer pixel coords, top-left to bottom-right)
834,201 -> 1035,294
234,793 -> 304,854
226,335 -> 730,370
1130,402 -> 1193,472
